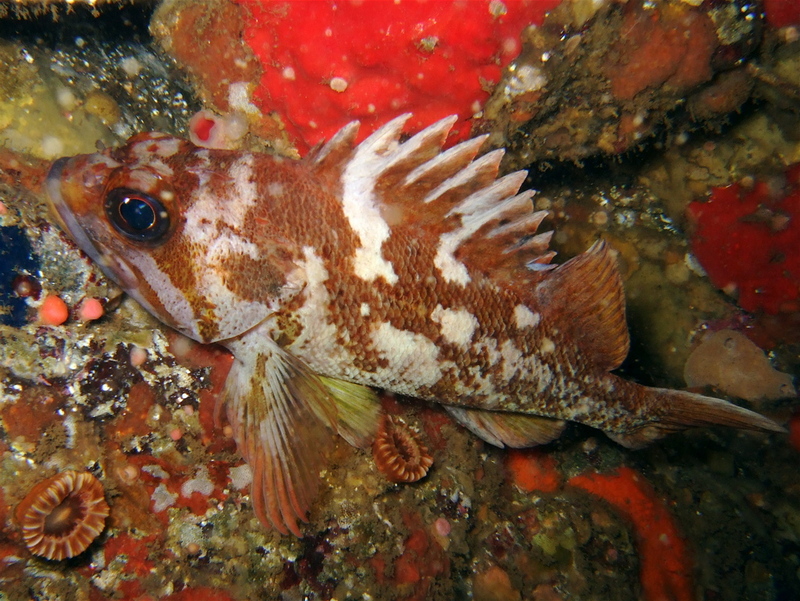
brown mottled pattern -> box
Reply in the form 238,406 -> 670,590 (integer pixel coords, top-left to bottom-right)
60,133 -> 642,431
240,161 -> 617,425
45,121 -> 784,539
150,143 -> 636,431
142,149 -> 241,342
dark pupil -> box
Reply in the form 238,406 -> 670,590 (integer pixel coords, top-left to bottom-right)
119,196 -> 156,231
105,187 -> 170,242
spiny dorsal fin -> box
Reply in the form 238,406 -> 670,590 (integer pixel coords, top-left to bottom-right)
535,240 -> 629,371
309,114 -> 554,286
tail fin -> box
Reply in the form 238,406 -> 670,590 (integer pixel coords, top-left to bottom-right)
607,387 -> 786,449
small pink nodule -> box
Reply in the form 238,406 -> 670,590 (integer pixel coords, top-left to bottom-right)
79,298 -> 104,321
434,517 -> 451,537
38,294 -> 69,326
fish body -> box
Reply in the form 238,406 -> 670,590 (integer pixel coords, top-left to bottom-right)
46,115 -> 783,535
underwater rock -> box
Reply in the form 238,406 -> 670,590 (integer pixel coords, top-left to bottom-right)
478,0 -> 764,167
684,329 -> 796,402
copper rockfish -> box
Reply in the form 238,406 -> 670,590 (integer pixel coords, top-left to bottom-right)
46,115 -> 783,535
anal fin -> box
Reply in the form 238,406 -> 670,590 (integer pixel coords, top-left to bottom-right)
446,406 -> 566,448
224,332 -> 338,536
535,240 -> 629,371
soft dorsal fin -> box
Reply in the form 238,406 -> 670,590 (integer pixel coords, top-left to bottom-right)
534,241 -> 629,371
308,114 -> 555,286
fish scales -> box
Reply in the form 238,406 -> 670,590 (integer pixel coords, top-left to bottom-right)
45,114 -> 785,536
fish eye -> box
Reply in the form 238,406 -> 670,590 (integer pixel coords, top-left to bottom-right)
104,187 -> 170,242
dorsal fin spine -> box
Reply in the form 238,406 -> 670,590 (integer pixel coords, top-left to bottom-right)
448,171 -> 529,218
488,210 -> 547,239
360,113 -> 412,155
386,115 -> 457,170
461,192 -> 535,238
404,134 -> 488,188
513,231 -> 553,255
423,149 -> 504,204
312,121 -> 359,165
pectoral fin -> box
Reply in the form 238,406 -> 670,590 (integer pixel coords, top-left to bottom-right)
224,334 -> 338,536
446,406 -> 566,448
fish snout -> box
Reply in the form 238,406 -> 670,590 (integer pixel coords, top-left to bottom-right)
45,154 -> 114,267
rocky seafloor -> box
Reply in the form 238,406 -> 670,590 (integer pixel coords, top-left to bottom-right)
0,1 -> 799,600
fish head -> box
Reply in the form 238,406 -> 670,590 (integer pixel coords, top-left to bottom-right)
45,132 -> 295,344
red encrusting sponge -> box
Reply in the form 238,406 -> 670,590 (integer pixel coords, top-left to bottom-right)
687,164 -> 800,315
235,0 -> 560,153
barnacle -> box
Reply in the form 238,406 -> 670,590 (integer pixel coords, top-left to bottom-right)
15,470 -> 110,561
372,416 -> 433,483
188,109 -> 248,150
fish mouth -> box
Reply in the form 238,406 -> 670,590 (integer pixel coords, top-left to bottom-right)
45,157 -> 107,267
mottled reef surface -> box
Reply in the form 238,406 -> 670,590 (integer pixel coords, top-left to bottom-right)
0,2 -> 799,601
